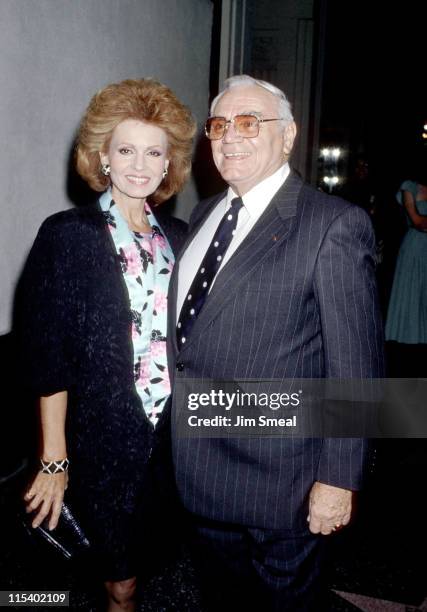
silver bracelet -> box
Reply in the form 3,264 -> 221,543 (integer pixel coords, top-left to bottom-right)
40,458 -> 70,474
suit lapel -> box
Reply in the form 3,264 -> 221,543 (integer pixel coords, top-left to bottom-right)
171,172 -> 304,354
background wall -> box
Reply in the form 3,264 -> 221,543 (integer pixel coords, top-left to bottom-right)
218,0 -> 321,182
0,0 -> 213,332
246,0 -> 317,180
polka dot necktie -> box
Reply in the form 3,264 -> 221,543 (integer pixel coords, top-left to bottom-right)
177,196 -> 244,346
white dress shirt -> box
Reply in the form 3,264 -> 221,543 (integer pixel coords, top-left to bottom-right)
177,163 -> 290,318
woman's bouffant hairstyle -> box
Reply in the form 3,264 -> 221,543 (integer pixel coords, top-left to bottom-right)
75,78 -> 196,204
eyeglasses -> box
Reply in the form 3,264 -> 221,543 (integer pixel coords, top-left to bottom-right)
205,114 -> 283,140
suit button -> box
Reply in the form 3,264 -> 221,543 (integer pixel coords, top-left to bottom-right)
176,362 -> 185,372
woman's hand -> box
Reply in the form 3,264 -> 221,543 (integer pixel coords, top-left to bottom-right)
24,470 -> 68,530
26,390 -> 69,530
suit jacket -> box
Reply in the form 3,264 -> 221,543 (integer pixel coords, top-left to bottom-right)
168,172 -> 384,530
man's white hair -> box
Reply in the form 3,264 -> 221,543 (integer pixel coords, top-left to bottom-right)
210,74 -> 294,124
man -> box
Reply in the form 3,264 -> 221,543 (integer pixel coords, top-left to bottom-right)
167,75 -> 384,610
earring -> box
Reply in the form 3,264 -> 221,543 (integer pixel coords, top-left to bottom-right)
101,163 -> 110,176
162,167 -> 168,178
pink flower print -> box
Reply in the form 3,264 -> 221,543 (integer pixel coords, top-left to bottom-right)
151,340 -> 167,358
136,354 -> 150,388
103,210 -> 117,230
122,244 -> 141,275
140,237 -> 153,256
155,234 -> 166,250
160,367 -> 171,393
154,290 -> 167,313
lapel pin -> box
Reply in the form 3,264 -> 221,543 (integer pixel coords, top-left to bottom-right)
272,235 -> 278,242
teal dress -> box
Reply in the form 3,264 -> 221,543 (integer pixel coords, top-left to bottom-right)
385,180 -> 427,343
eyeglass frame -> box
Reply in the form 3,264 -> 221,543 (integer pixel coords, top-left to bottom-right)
204,114 -> 284,140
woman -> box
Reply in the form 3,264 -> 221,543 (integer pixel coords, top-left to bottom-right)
19,78 -> 195,611
385,167 -> 427,351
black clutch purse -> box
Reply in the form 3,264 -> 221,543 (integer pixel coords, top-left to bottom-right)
22,501 -> 90,560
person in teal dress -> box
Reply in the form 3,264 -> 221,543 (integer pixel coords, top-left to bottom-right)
385,175 -> 427,345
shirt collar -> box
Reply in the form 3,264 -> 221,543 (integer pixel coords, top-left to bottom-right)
225,163 -> 290,216
99,187 -> 113,212
99,187 -> 156,221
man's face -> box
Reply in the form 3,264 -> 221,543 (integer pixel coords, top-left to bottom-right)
210,85 -> 296,195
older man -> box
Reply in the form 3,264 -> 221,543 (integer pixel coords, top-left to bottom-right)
167,75 -> 384,611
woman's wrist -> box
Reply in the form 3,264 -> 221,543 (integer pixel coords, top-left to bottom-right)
39,457 -> 69,474
40,447 -> 67,462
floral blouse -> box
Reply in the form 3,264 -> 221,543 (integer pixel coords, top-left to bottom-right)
99,189 -> 174,426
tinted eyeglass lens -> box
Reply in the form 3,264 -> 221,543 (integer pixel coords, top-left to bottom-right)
205,115 -> 261,139
234,115 -> 259,137
206,117 -> 227,139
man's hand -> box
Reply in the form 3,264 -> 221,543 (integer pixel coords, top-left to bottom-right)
307,481 -> 353,535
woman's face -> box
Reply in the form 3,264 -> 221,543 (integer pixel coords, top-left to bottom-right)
100,119 -> 169,206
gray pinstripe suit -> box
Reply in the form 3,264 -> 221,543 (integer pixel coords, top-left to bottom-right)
167,172 -> 384,608
168,172 -> 384,530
